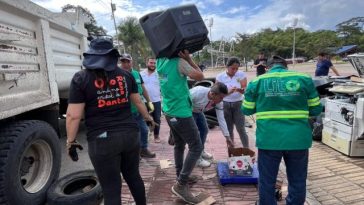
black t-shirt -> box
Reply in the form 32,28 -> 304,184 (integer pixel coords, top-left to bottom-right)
254,58 -> 268,76
68,68 -> 139,140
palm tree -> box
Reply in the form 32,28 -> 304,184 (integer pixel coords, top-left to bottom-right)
117,17 -> 151,68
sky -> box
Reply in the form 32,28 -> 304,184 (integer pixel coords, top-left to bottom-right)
30,0 -> 364,41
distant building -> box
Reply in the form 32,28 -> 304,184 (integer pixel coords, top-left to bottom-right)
285,57 -> 307,64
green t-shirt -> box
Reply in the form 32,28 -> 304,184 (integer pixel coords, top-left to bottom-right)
130,69 -> 143,114
157,58 -> 192,118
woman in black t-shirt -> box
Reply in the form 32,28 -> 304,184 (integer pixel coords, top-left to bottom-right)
66,37 -> 153,205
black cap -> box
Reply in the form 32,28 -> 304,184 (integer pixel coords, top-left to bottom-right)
120,53 -> 133,61
267,55 -> 287,68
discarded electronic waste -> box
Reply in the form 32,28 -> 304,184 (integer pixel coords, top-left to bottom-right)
217,147 -> 259,185
321,53 -> 364,156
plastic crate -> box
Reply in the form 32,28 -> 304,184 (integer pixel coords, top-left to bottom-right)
217,161 -> 259,185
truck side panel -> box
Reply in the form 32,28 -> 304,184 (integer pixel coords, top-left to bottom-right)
0,7 -> 53,119
50,27 -> 86,99
0,0 -> 87,120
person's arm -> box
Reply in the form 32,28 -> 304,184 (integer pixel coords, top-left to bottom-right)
130,93 -> 153,122
66,72 -> 86,143
242,81 -> 257,116
141,83 -> 155,112
66,103 -> 85,143
215,103 -> 230,136
252,59 -> 259,68
215,102 -> 234,147
306,78 -> 323,117
330,66 -> 340,76
178,50 -> 204,81
236,77 -> 248,94
141,83 -> 151,102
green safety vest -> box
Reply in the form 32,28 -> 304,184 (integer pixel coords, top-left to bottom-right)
157,58 -> 192,118
242,65 -> 322,150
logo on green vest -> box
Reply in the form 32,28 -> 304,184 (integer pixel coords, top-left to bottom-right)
285,80 -> 300,91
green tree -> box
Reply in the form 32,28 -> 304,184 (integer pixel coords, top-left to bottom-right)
117,17 -> 150,68
234,27 -> 343,61
62,4 -> 106,36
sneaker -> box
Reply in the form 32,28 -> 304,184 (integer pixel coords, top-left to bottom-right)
171,182 -> 201,204
197,158 -> 211,168
187,175 -> 199,184
140,148 -> 156,158
201,150 -> 213,159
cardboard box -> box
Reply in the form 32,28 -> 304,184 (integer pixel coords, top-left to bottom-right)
228,147 -> 255,157
227,147 -> 255,176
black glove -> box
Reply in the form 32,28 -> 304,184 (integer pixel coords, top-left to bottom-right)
67,140 -> 83,161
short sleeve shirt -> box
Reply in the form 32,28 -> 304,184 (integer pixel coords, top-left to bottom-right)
315,59 -> 333,76
68,69 -> 139,139
254,58 -> 267,76
216,70 -> 246,102
140,70 -> 161,102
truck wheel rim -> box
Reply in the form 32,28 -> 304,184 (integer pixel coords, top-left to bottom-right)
20,139 -> 53,193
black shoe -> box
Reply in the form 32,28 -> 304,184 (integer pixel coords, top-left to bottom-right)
140,148 -> 156,158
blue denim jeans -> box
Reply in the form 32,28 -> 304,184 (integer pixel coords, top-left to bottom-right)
165,115 -> 202,185
258,149 -> 308,205
151,101 -> 161,136
132,113 -> 149,149
193,112 -> 208,150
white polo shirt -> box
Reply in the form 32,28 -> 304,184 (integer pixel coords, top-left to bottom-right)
140,70 -> 161,102
216,70 -> 246,102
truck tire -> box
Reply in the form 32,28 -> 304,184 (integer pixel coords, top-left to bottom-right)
0,120 -> 61,205
47,170 -> 103,205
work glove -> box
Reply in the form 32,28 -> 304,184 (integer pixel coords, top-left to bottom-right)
146,102 -> 154,113
66,140 -> 83,161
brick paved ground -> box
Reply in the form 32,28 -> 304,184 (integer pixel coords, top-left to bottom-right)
118,116 -> 317,205
113,63 -> 363,204
115,113 -> 364,205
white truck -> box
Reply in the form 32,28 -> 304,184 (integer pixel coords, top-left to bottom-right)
0,0 -> 88,204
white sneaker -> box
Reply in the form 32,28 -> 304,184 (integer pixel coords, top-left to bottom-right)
197,158 -> 211,168
201,151 -> 213,160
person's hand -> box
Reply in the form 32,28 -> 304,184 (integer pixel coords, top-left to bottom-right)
236,88 -> 245,94
66,140 -> 83,161
229,87 -> 237,94
226,137 -> 234,148
146,102 -> 154,113
178,50 -> 191,61
145,117 -> 159,130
